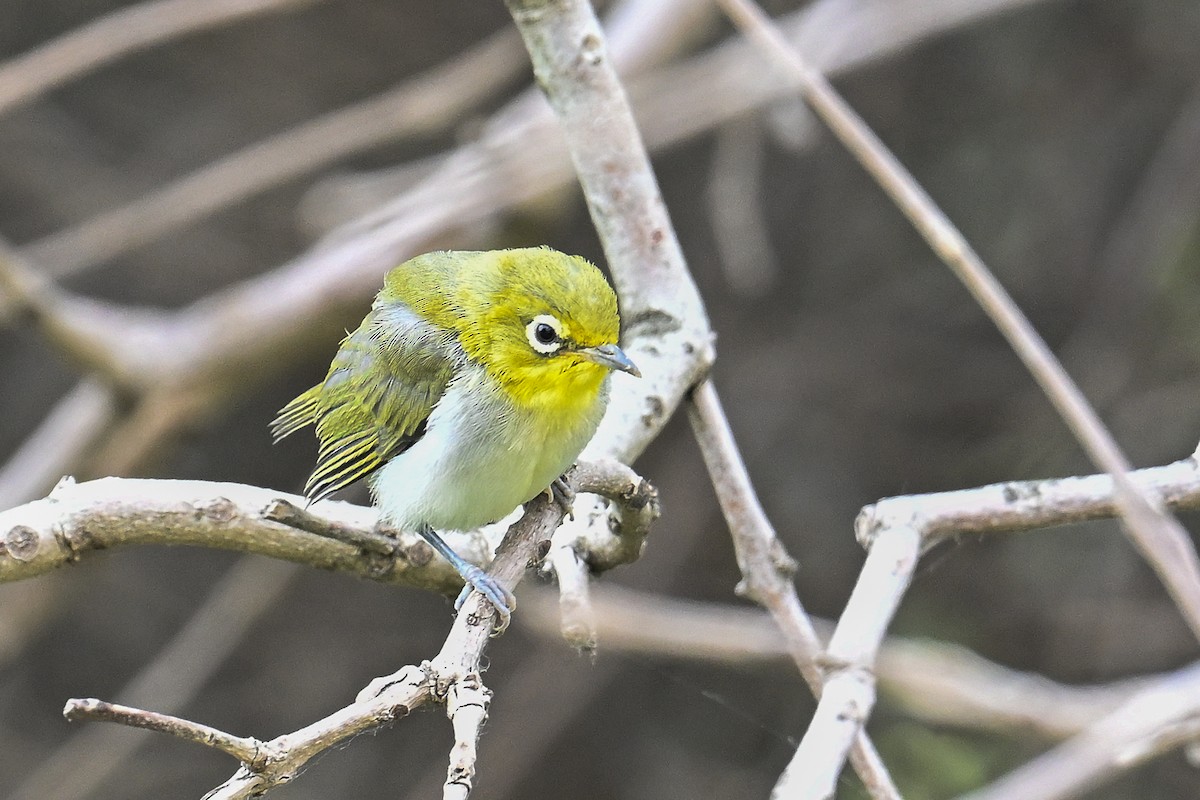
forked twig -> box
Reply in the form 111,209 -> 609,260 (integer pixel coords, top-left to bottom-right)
715,0 -> 1200,641
688,380 -> 901,799
712,0 -> 1200,795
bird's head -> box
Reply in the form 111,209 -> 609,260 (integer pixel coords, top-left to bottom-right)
445,248 -> 639,411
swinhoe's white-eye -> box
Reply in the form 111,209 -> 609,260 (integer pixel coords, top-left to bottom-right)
272,248 -> 639,627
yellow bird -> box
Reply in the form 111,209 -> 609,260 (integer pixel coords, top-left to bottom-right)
273,248 -> 639,625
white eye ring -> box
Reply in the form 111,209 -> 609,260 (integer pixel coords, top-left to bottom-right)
526,314 -> 564,354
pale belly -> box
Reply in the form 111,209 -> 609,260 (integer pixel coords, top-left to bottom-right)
371,365 -> 606,532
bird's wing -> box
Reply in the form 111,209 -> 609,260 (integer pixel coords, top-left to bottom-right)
272,305 -> 460,503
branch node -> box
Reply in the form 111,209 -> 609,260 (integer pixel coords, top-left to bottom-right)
3,525 -> 39,561
355,663 -> 430,705
197,496 -> 238,524
444,671 -> 492,799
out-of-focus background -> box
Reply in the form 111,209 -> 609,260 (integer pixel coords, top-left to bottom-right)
2,0 -> 1199,797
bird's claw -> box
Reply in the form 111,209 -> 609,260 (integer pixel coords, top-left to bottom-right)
453,567 -> 515,634
548,476 -> 576,519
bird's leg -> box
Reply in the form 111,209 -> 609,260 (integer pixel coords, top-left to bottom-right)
417,524 -> 514,632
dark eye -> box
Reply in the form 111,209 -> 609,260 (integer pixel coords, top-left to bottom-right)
534,323 -> 558,345
526,314 -> 565,353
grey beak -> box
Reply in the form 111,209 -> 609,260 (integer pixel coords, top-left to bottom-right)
579,343 -> 641,377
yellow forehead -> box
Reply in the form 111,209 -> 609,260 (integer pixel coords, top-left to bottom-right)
468,248 -> 621,346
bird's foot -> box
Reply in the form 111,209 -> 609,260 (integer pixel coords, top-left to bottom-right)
453,566 -> 515,634
413,523 -> 514,633
546,475 -> 576,519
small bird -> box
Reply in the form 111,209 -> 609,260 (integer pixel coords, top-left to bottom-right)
272,248 -> 639,626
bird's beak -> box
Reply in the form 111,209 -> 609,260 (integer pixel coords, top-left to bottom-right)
579,343 -> 641,377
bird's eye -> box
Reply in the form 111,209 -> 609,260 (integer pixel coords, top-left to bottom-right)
526,314 -> 564,354
534,323 -> 557,344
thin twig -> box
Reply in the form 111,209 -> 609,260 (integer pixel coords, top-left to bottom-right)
547,542 -> 596,650
0,0 -> 323,117
26,29 -> 527,276
66,491 -> 566,799
443,673 -> 492,800
857,455 -> 1200,544
63,699 -> 267,767
0,377 -> 118,509
12,557 -> 297,800
688,380 -> 902,800
716,0 -> 1200,644
263,498 -> 398,556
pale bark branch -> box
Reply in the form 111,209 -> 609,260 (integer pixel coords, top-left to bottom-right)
78,490 -> 565,798
519,584 -> 1163,741
11,557 -> 297,800
960,661 -> 1200,800
688,380 -> 902,800
716,0 -> 1200,647
501,0 -> 716,698
63,699 -> 267,767
798,452 -> 1200,798
858,455 -> 1200,544
443,673 -> 492,800
712,0 -> 1200,794
0,462 -> 656,594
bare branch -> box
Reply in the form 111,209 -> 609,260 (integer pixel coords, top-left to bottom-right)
961,661 -> 1200,800
858,455 -> 1200,545
443,673 -> 492,800
687,380 -> 901,800
27,29 -> 528,276
70,490 -> 565,799
0,0 -> 323,117
0,477 -> 468,593
779,526 -> 921,800
0,378 -> 117,509
547,542 -> 597,650
794,450 -> 1200,799
0,462 -> 656,593
568,458 -> 659,572
500,0 -> 717,725
11,557 -> 297,800
210,665 -> 430,798
518,585 -> 1163,740
63,699 -> 267,767
262,498 -> 399,556
716,0 -> 1200,649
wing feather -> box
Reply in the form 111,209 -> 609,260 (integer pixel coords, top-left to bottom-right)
272,302 -> 459,502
